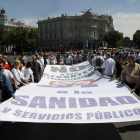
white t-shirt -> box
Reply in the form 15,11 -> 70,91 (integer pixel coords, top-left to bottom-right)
93,55 -> 104,69
102,58 -> 115,76
11,68 -> 24,85
50,56 -> 56,65
21,67 -> 33,80
3,69 -> 13,84
39,56 -> 44,65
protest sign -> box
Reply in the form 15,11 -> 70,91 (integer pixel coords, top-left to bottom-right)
0,61 -> 140,123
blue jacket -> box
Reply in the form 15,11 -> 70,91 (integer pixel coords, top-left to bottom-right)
0,71 -> 15,98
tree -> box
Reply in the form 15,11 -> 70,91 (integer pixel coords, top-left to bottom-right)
133,30 -> 140,48
8,27 -> 30,52
103,30 -> 123,48
27,29 -> 40,51
0,23 -> 6,44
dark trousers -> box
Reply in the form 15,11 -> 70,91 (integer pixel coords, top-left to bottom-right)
125,82 -> 140,96
97,69 -> 102,74
34,75 -> 41,83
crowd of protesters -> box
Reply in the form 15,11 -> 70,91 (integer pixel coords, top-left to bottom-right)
0,49 -> 140,128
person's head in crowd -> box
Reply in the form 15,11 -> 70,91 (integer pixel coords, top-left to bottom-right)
22,52 -> 25,56
91,54 -> 95,59
3,56 -> 8,61
13,60 -> 21,69
26,61 -> 33,69
0,60 -> 4,72
106,52 -> 111,58
136,51 -> 139,54
36,56 -> 39,60
50,53 -> 54,57
0,54 -> 2,61
77,51 -> 80,55
40,52 -> 44,56
66,52 -> 69,56
115,51 -> 119,56
119,53 -> 125,59
2,57 -> 7,64
97,52 -> 101,56
128,55 -> 136,65
32,56 -> 37,62
14,56 -> 19,60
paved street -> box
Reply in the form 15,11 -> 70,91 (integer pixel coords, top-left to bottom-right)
0,55 -> 140,140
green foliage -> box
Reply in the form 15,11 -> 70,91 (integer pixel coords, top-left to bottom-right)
0,23 -> 6,44
133,30 -> 140,48
103,30 -> 123,48
1,26 -> 40,52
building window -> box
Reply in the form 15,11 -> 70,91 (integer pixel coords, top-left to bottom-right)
93,32 -> 95,37
87,31 -> 90,36
61,32 -> 63,38
54,24 -> 56,28
60,23 -> 63,27
40,33 -> 42,39
54,33 -> 57,38
69,32 -> 73,37
55,42 -> 57,47
99,34 -> 102,39
46,34 -> 48,39
40,26 -> 42,30
46,25 -> 47,29
50,33 -> 52,39
87,22 -> 90,26
100,24 -> 103,28
69,23 -> 72,27
79,31 -> 82,37
50,43 -> 52,48
50,24 -> 52,29
79,22 -> 82,26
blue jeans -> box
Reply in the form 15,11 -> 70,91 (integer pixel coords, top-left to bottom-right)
34,75 -> 41,83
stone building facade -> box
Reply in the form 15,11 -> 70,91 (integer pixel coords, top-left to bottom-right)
37,10 -> 114,52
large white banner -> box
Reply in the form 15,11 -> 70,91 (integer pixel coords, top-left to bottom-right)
0,61 -> 140,123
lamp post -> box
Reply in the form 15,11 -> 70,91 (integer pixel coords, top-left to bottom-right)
80,8 -> 92,49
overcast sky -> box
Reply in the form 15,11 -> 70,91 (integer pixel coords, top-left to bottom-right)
1,0 -> 140,39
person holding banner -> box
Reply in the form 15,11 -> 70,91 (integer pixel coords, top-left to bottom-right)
64,52 -> 73,66
0,63 -> 15,104
11,60 -> 28,87
121,55 -> 140,96
93,51 -> 104,73
32,56 -> 41,83
101,52 -> 116,77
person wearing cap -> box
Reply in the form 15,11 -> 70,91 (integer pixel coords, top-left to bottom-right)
121,55 -> 140,96
64,52 -> 73,65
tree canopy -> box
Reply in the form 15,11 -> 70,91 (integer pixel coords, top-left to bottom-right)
103,30 -> 123,48
0,24 -> 40,52
133,30 -> 140,48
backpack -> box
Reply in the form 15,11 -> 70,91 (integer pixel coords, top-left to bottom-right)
96,57 -> 102,66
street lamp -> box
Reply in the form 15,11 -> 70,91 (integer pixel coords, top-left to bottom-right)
80,8 -> 92,49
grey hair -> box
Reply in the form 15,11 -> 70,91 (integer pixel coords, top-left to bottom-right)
106,52 -> 111,58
